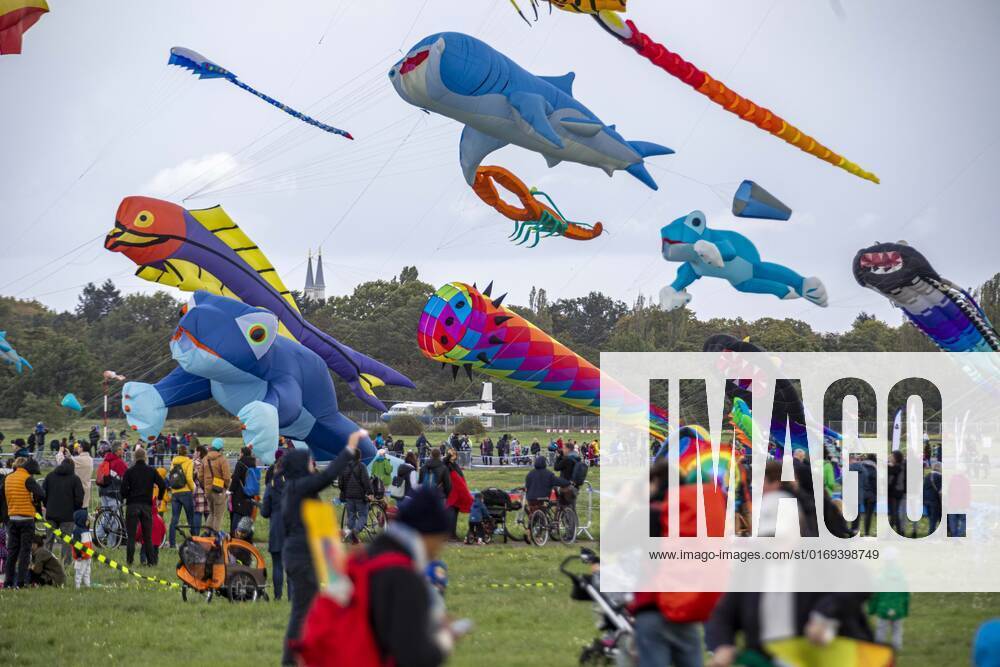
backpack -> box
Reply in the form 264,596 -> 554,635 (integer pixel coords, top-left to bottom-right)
369,476 -> 385,499
388,465 -> 410,500
242,466 -> 261,497
293,551 -> 412,667
571,459 -> 589,486
95,460 -> 111,487
168,463 -> 188,490
420,465 -> 441,489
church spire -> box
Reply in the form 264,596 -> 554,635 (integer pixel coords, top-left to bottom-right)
314,248 -> 326,301
304,249 -> 315,300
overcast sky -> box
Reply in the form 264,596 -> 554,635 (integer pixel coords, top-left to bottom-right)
2,0 -> 998,332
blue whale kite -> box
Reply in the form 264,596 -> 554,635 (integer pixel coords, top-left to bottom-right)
659,210 -> 828,311
121,291 -> 375,464
389,31 -> 673,190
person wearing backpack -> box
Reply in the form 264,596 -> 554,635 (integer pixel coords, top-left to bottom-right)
120,448 -> 166,567
420,449 -> 451,498
167,445 -> 196,548
389,451 -> 420,503
96,445 -> 127,510
339,448 -> 373,544
230,447 -> 258,537
2,457 -> 45,589
200,439 -> 231,534
554,442 -> 584,513
293,485 -> 459,667
280,431 -> 362,666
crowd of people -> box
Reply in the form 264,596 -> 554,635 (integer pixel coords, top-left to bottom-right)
4,423 -> 1000,666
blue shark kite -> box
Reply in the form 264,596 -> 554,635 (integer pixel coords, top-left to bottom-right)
0,331 -> 31,374
168,47 -> 353,140
389,32 -> 673,190
121,291 -> 375,464
659,211 -> 828,311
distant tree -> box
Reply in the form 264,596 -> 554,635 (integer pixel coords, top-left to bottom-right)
398,266 -> 419,284
453,416 -> 486,436
388,414 -> 424,436
76,279 -> 123,322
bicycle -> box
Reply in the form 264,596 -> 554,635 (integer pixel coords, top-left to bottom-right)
339,496 -> 388,544
527,499 -> 578,547
93,501 -> 126,549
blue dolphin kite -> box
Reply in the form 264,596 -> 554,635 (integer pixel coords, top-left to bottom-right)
389,32 -> 673,190
121,292 -> 374,464
0,331 -> 31,374
659,211 -> 828,310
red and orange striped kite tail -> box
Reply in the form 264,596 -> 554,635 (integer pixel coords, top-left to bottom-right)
600,15 -> 879,184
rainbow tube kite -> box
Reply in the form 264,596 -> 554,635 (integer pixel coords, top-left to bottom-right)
418,281 -> 731,487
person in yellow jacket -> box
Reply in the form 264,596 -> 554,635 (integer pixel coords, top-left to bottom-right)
2,458 -> 45,589
167,444 -> 196,547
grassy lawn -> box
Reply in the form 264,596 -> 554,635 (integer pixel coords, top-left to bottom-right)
0,468 -> 994,665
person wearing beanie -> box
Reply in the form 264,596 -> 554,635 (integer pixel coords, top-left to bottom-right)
200,438 -> 231,534
975,619 -> 1000,667
363,486 -> 457,667
281,432 -> 363,666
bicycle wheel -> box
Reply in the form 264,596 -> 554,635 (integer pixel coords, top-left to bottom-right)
555,507 -> 578,544
528,510 -> 549,547
504,508 -> 526,543
363,503 -> 388,542
94,508 -> 125,549
227,571 -> 259,603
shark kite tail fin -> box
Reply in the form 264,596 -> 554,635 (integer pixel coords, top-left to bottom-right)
628,140 -> 674,159
625,162 -> 659,190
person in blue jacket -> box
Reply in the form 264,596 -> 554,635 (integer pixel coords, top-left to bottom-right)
466,492 -> 489,544
260,448 -> 290,601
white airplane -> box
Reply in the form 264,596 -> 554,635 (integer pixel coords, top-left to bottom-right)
380,383 -> 506,423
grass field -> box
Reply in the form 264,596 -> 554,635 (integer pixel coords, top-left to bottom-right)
0,467 -> 996,665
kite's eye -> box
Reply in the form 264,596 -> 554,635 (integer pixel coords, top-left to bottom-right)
134,210 -> 154,228
440,335 -> 449,345
445,317 -> 454,326
248,325 -> 267,344
455,301 -> 466,309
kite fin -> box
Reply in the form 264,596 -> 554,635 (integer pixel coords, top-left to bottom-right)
539,72 -> 575,95
507,91 -> 563,148
188,206 -> 301,314
559,117 -> 603,137
543,154 -> 562,168
460,127 -> 509,185
628,140 -> 674,158
625,162 -> 659,190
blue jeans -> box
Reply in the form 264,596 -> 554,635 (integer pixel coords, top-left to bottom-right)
634,609 -> 703,667
271,549 -> 292,601
345,499 -> 368,535
169,491 -> 194,547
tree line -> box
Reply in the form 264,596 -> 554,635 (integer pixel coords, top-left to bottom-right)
2,266 -> 996,427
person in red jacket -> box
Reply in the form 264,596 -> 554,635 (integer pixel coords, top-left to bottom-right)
96,445 -> 128,510
444,450 -> 472,541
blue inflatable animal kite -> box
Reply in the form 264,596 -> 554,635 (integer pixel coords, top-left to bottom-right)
0,331 -> 31,374
659,211 -> 828,310
389,32 -> 673,190
121,292 -> 374,464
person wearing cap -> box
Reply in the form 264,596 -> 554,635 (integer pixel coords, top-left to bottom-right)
281,431 -> 364,666
200,438 -> 231,534
366,485 -> 457,667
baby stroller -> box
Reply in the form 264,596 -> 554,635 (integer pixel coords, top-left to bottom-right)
480,487 -> 524,543
562,548 -> 635,666
176,529 -> 268,603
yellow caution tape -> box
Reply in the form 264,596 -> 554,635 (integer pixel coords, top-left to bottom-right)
34,513 -> 180,589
